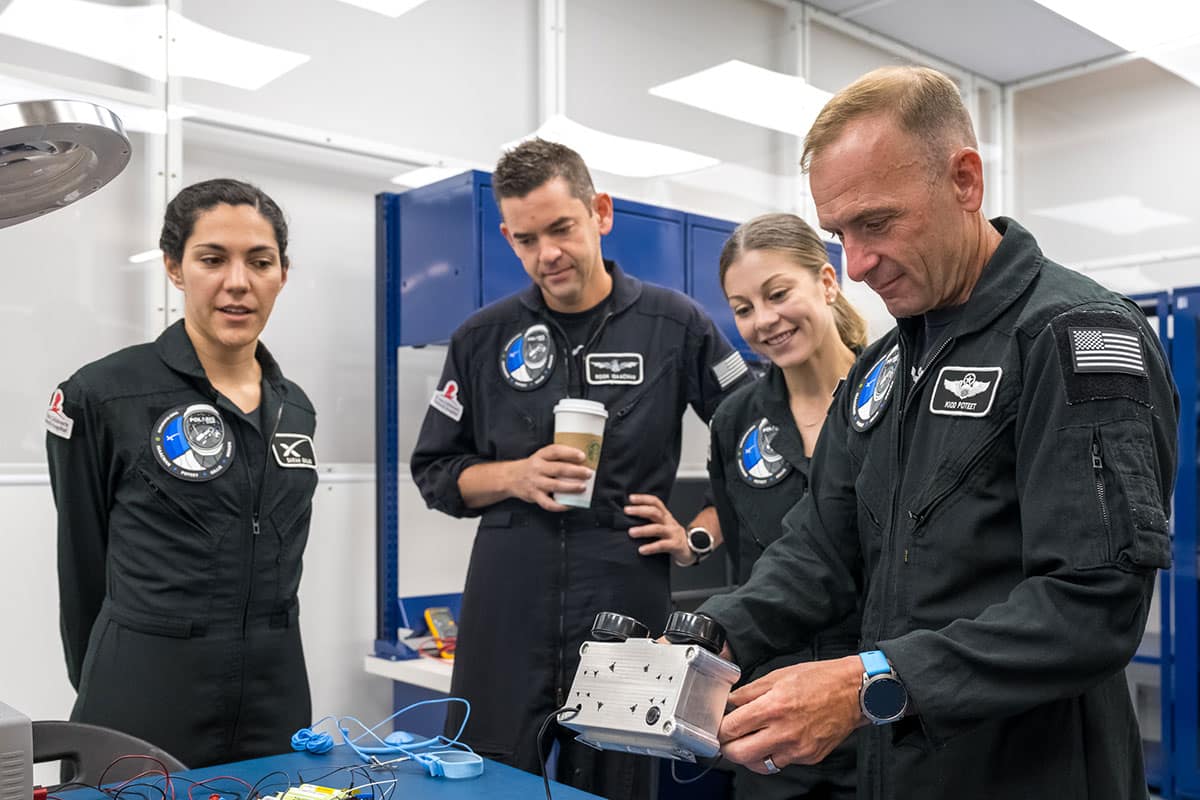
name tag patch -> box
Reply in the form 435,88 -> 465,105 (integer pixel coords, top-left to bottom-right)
929,366 -> 1002,417
585,353 -> 643,385
272,433 -> 318,469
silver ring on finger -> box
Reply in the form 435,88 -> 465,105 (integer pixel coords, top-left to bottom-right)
763,756 -> 780,774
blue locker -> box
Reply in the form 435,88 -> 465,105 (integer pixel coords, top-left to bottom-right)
375,171 -> 739,652
687,214 -> 743,359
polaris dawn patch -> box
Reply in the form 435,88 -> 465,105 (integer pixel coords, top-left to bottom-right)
929,366 -> 1002,417
852,344 -> 900,432
272,433 -> 317,469
736,417 -> 792,488
500,323 -> 555,391
151,403 -> 235,482
585,353 -> 643,385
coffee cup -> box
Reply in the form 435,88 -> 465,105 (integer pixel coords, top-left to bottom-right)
552,398 -> 608,508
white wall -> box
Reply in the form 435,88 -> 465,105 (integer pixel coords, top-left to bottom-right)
1014,58 -> 1200,294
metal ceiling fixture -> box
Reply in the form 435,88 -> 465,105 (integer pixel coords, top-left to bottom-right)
0,99 -> 131,229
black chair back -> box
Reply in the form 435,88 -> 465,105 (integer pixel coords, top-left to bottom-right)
32,720 -> 187,785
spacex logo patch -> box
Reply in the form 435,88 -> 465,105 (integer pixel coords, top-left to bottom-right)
272,433 -> 317,469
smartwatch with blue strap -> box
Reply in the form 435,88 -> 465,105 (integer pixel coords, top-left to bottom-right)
858,650 -> 908,724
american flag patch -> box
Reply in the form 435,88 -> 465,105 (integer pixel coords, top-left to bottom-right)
712,350 -> 749,390
1069,327 -> 1145,376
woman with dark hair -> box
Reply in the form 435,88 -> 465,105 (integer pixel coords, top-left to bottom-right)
46,179 -> 318,767
707,213 -> 866,799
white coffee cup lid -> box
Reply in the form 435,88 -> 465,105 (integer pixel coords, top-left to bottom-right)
553,398 -> 608,419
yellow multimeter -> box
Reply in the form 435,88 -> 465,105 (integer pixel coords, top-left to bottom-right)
424,606 -> 458,659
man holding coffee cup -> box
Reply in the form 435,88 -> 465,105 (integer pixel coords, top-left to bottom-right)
411,138 -> 751,800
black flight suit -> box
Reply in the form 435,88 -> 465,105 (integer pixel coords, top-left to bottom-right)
46,319 -> 319,768
411,261 -> 752,800
699,219 -> 1178,799
709,363 -> 859,799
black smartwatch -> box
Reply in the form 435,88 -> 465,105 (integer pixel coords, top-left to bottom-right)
859,650 -> 908,724
685,526 -> 715,565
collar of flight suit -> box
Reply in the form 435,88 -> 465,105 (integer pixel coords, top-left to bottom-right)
154,318 -> 288,398
517,259 -> 643,317
749,364 -> 810,469
897,216 -> 1046,347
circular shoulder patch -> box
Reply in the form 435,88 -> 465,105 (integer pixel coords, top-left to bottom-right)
151,403 -> 236,481
852,344 -> 900,432
500,323 -> 555,391
736,417 -> 792,488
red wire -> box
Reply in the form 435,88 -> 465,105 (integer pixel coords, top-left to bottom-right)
184,776 -> 254,800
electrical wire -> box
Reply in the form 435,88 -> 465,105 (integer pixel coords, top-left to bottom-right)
537,705 -> 580,800
97,756 -> 173,798
181,775 -> 253,800
669,753 -> 723,784
243,770 -> 291,800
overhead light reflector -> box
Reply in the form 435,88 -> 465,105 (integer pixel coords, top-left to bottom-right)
508,115 -> 718,179
649,60 -> 833,137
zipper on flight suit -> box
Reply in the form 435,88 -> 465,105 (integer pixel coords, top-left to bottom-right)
880,336 -> 955,632
542,309 -> 614,708
1092,434 -> 1110,534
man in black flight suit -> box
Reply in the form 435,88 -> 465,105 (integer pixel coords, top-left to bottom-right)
410,138 -> 749,800
699,66 -> 1179,800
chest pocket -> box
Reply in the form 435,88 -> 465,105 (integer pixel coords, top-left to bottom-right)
132,458 -> 239,550
603,356 -> 678,429
903,384 -> 1017,535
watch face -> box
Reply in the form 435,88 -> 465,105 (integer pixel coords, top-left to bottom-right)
688,528 -> 713,552
863,676 -> 907,721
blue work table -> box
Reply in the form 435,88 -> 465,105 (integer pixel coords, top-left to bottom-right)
58,743 -> 601,800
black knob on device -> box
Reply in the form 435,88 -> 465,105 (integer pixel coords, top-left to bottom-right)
591,612 -> 650,642
662,611 -> 725,654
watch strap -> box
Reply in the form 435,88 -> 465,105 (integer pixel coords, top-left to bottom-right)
859,649 -> 891,677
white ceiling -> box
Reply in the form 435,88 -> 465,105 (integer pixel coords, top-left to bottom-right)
802,0 -> 1126,84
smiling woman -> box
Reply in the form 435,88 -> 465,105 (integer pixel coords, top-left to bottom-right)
44,179 -> 320,768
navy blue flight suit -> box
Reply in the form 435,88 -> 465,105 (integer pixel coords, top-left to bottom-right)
411,261 -> 752,800
47,320 -> 319,768
709,363 -> 860,799
700,219 -> 1178,799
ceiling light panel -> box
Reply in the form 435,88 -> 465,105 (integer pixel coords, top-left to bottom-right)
0,0 -> 309,91
1031,195 -> 1190,236
1031,0 -> 1200,52
332,0 -> 432,17
509,115 -> 719,179
390,165 -> 470,188
649,60 -> 833,137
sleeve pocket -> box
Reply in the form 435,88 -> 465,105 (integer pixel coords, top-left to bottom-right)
1106,425 -> 1172,571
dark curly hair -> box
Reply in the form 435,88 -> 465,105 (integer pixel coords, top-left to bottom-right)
159,178 -> 289,267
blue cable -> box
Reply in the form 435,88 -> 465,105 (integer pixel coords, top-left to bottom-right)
292,699 -> 479,776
